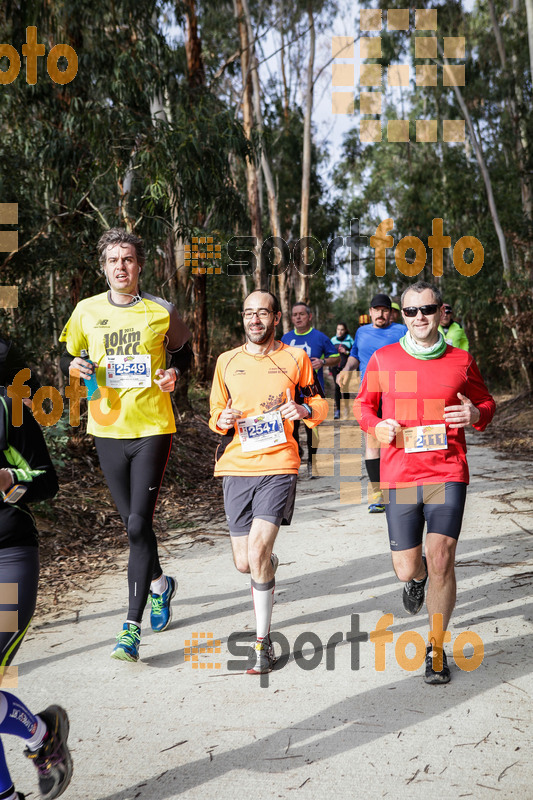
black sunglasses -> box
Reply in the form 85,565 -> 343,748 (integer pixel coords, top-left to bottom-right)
402,304 -> 440,317
443,306 -> 453,313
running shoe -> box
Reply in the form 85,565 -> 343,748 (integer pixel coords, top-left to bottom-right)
402,555 -> 428,615
111,622 -> 141,661
368,489 -> 385,513
270,553 -> 279,575
150,575 -> 177,632
24,705 -> 73,800
334,408 -> 340,420
247,637 -> 276,674
424,644 -> 451,684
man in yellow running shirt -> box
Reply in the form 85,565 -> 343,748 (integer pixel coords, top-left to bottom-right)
60,228 -> 191,663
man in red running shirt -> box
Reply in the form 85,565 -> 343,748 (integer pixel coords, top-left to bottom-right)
356,281 -> 495,685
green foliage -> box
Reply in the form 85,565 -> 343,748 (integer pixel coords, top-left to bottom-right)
334,0 -> 533,388
42,411 -> 71,469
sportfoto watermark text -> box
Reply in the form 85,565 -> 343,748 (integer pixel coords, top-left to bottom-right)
226,613 -> 484,687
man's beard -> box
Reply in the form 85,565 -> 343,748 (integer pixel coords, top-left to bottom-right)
246,320 -> 275,344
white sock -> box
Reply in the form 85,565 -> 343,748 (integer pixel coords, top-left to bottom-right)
125,620 -> 141,630
25,715 -> 48,751
251,579 -> 275,640
150,574 -> 167,595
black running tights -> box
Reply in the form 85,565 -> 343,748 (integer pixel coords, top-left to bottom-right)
95,435 -> 172,624
0,546 -> 39,669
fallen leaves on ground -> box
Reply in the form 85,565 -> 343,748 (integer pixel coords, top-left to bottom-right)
34,413 -> 224,616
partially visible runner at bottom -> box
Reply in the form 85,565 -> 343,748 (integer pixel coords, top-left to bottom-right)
0,391 -> 72,800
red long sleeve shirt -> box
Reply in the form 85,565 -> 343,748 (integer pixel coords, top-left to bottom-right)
355,343 -> 495,487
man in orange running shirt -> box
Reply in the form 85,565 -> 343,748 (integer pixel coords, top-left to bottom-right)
209,291 -> 328,674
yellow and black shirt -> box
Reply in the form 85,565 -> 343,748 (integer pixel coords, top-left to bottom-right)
60,291 -> 190,439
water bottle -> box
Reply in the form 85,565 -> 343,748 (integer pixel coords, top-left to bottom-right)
80,349 -> 99,400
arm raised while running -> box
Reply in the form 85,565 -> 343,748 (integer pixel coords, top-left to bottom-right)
443,357 -> 495,429
209,357 -> 242,434
354,351 -> 385,436
2,399 -> 58,503
295,351 -> 329,427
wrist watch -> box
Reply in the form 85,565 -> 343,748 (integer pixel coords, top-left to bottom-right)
301,403 -> 312,419
1,469 -> 27,504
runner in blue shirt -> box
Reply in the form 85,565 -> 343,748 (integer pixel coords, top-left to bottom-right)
281,305 -> 339,390
330,323 -> 354,419
337,293 -> 407,512
281,303 -> 339,477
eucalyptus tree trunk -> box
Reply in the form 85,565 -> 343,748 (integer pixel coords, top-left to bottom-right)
185,0 -> 209,382
442,48 -> 531,386
150,93 -> 182,314
441,50 -> 511,283
234,0 -> 263,290
297,3 -> 315,303
524,0 -> 533,92
487,0 -> 532,225
120,145 -> 136,232
241,0 -> 290,329
44,184 -> 63,390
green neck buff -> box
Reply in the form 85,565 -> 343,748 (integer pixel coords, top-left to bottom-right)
400,331 -> 447,360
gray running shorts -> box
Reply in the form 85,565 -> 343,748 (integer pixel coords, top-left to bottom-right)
222,474 -> 298,535
384,482 -> 467,551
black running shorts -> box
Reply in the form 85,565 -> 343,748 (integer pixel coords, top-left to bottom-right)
223,474 -> 298,535
384,482 -> 467,551
0,546 -> 39,669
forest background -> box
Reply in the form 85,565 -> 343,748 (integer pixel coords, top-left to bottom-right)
1,0 -> 533,403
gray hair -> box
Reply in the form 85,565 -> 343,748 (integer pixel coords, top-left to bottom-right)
291,302 -> 311,314
401,281 -> 442,307
97,228 -> 146,269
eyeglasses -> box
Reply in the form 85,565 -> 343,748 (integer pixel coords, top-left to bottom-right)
402,304 -> 440,317
241,308 -> 273,320
443,306 -> 453,313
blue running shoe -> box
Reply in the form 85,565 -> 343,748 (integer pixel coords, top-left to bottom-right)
150,576 -> 177,632
368,489 -> 386,513
111,623 -> 141,662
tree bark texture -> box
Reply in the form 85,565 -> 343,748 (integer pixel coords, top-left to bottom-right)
241,0 -> 290,328
234,0 -> 264,290
185,0 -> 209,382
297,3 -> 315,304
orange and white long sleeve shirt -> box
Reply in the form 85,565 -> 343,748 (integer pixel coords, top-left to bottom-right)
209,343 -> 329,476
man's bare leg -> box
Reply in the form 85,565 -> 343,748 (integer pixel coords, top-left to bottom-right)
425,532 -> 457,633
391,545 -> 426,584
231,518 -> 279,672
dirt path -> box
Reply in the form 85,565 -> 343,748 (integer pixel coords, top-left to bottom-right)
5,435 -> 533,799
